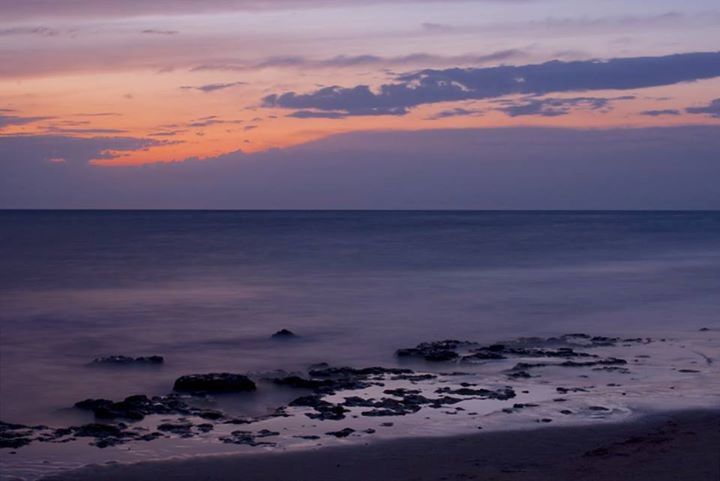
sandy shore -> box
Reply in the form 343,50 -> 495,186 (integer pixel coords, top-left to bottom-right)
42,409 -> 719,481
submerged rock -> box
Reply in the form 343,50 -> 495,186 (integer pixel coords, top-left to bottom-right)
221,429 -> 278,446
396,340 -> 471,362
325,428 -> 355,438
0,421 -> 34,449
271,376 -> 334,390
173,373 -> 256,393
74,394 -> 221,421
91,355 -> 164,366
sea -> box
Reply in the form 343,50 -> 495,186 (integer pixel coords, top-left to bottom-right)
1,210 -> 719,479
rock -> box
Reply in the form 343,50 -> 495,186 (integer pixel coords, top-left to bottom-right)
271,329 -> 298,339
157,422 -> 193,436
221,430 -> 276,446
435,386 -> 516,400
326,428 -> 355,438
74,394 -> 210,421
173,373 -> 256,393
272,376 -> 333,390
71,423 -> 124,438
0,421 -> 34,449
461,352 -> 505,362
699,327 -> 710,332
92,355 -> 164,366
290,395 -> 349,420
396,340 -> 471,362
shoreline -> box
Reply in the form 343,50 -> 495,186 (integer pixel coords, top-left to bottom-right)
41,408 -> 720,481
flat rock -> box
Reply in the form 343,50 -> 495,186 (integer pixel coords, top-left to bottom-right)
173,373 -> 256,393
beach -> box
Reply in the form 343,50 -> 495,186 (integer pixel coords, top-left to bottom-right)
41,409 -> 720,481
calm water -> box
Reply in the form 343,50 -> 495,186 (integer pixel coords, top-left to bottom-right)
1,211 -> 719,426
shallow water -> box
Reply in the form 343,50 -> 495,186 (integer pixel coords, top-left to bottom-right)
1,211 -> 719,479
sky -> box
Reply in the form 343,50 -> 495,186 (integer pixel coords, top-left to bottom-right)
1,0 -> 719,208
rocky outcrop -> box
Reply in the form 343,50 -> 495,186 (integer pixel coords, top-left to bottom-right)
173,373 -> 256,393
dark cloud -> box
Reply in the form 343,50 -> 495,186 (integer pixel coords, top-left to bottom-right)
288,110 -> 347,119
263,52 -> 720,117
2,126 -> 719,209
0,26 -> 61,37
141,29 -> 179,35
180,116 -> 245,128
288,107 -> 408,119
426,107 -> 484,120
494,96 -> 634,117
180,81 -> 247,93
41,127 -> 128,135
0,113 -> 53,129
686,98 -> 720,118
639,109 -> 681,117
192,50 -> 526,72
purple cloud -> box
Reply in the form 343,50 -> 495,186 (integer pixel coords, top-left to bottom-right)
686,98 -> 720,118
263,52 -> 720,117
180,81 -> 247,93
639,109 -> 681,117
494,96 -> 634,118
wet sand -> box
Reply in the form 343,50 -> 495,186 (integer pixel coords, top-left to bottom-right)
42,409 -> 720,481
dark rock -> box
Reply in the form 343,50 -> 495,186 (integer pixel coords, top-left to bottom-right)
173,373 -> 256,393
508,370 -> 532,379
396,340 -> 472,362
157,422 -> 193,435
461,352 -> 505,362
72,423 -> 124,438
435,386 -> 516,400
290,396 -> 349,420
0,422 -> 34,449
271,329 -> 298,339
272,376 -> 334,390
221,430 -> 276,446
92,355 -> 164,366
326,428 -> 355,438
74,394 -> 207,421
588,406 -> 610,411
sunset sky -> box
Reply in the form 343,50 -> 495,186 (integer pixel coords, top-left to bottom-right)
1,0 -> 719,208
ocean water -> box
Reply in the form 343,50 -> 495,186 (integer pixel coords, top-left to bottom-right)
1,211 -> 720,479
1,210 -> 719,426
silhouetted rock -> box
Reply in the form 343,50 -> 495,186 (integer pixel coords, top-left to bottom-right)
271,329 -> 298,339
396,340 -> 471,362
272,376 -> 333,390
91,355 -> 164,365
173,373 -> 256,393
74,394 -> 218,421
326,428 -> 355,438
